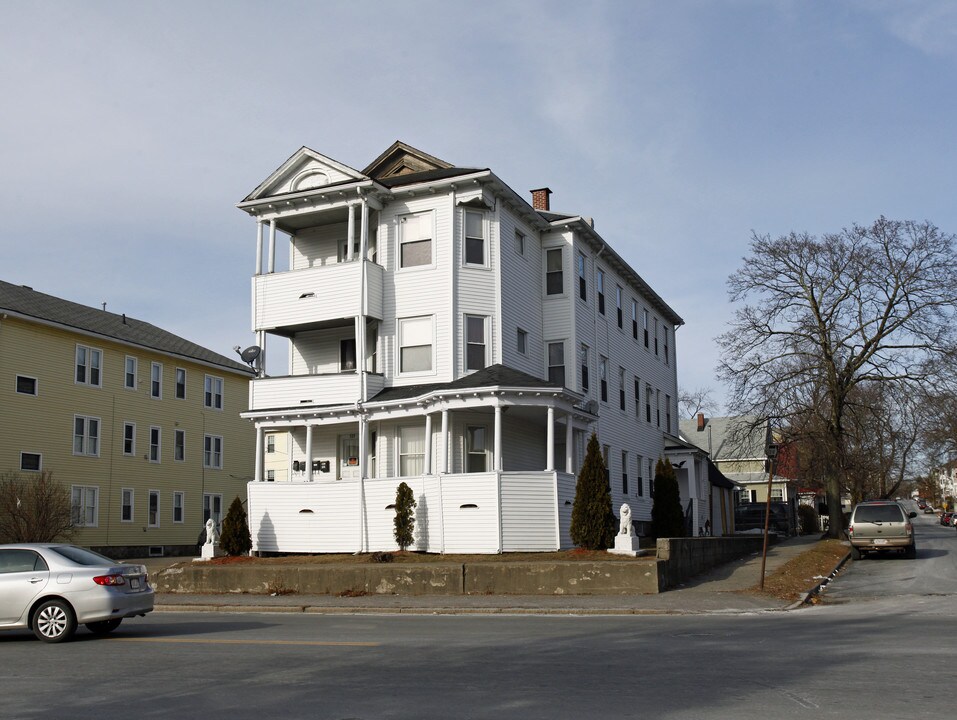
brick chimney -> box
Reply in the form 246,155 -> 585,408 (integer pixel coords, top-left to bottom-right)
531,187 -> 552,211
697,413 -> 706,431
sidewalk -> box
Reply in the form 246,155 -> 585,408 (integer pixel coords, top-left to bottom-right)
147,534 -> 828,616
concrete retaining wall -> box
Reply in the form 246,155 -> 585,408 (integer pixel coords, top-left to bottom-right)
153,536 -> 769,596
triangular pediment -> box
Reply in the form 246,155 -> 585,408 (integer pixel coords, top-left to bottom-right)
243,147 -> 367,202
362,141 -> 454,181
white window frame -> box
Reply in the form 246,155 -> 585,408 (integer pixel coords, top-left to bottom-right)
75,345 -> 102,387
16,375 -> 38,396
398,211 -> 434,270
149,426 -> 161,463
20,452 -> 42,472
71,485 -> 99,527
464,314 -> 488,372
121,488 -> 134,523
173,491 -> 185,524
175,367 -> 187,400
148,489 -> 160,527
123,422 -> 136,456
174,429 -> 186,462
73,415 -> 100,457
204,434 -> 223,469
150,362 -> 162,399
397,315 -> 434,376
124,356 -> 137,390
204,375 -> 224,410
463,209 -> 488,267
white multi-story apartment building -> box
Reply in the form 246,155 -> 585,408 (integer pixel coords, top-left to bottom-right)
239,142 -> 683,553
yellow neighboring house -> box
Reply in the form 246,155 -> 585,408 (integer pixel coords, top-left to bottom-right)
0,280 -> 255,558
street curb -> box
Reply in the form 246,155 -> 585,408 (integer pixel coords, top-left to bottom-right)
786,552 -> 851,610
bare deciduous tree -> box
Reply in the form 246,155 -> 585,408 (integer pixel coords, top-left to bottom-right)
718,217 -> 957,537
0,471 -> 75,543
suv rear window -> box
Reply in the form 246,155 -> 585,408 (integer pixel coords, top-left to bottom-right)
853,505 -> 905,523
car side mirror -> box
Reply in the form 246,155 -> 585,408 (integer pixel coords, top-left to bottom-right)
909,512 -> 917,518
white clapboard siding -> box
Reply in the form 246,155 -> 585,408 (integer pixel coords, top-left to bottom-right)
500,472 -> 559,552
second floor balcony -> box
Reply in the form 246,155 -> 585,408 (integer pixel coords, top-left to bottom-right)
252,260 -> 383,334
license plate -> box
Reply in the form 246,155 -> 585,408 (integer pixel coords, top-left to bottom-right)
873,538 -> 888,545
130,577 -> 140,589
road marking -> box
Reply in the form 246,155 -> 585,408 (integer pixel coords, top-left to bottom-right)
111,637 -> 378,647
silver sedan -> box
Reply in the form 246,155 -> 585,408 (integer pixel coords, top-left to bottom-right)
0,544 -> 154,643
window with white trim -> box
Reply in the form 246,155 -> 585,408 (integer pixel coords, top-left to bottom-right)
16,375 -> 37,395
75,345 -> 102,387
464,210 -> 486,266
71,485 -> 98,527
121,488 -> 134,522
175,368 -> 186,400
73,415 -> 100,456
150,362 -> 162,398
173,491 -> 184,523
148,490 -> 160,527
125,356 -> 137,390
123,422 -> 136,456
465,315 -> 488,371
398,426 -> 425,477
204,375 -> 223,410
174,429 -> 185,462
398,316 -> 433,374
20,452 -> 41,472
149,426 -> 161,463
204,435 -> 223,469
399,211 -> 433,268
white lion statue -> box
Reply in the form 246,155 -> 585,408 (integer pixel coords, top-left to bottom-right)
619,503 -> 634,536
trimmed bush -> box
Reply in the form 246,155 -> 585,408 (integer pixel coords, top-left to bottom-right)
394,482 -> 416,551
220,496 -> 252,556
650,457 -> 684,539
570,432 -> 615,550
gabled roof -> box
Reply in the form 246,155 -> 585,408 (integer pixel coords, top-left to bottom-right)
0,280 -> 253,375
678,415 -> 770,461
370,364 -> 565,404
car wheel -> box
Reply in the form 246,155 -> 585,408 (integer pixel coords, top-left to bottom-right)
32,599 -> 77,643
85,619 -> 122,635
851,545 -> 862,560
905,544 -> 917,559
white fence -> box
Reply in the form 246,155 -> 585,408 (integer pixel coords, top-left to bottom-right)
247,471 -> 570,554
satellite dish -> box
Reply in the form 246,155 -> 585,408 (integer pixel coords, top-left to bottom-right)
240,346 -> 262,365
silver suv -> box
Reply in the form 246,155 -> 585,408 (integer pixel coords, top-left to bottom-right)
847,501 -> 917,560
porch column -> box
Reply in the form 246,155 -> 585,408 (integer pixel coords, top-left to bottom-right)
347,203 -> 356,261
268,219 -> 277,273
565,413 -> 574,473
305,424 -> 314,482
494,406 -> 503,471
545,406 -> 555,471
424,413 -> 433,475
255,220 -> 264,276
254,425 -> 263,482
440,409 -> 449,473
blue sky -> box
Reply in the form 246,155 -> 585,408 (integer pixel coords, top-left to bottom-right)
3,1 -> 955,411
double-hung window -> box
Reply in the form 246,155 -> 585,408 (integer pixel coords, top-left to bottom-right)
399,316 -> 433,374
547,342 -> 565,386
150,362 -> 162,399
204,375 -> 223,409
597,269 -> 605,314
71,486 -> 98,527
75,345 -> 102,387
464,210 -> 486,266
399,212 -> 433,269
204,435 -> 223,469
73,415 -> 100,456
465,315 -> 487,371
546,248 -> 564,295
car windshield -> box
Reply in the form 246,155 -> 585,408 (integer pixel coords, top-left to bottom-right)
49,545 -> 117,566
854,505 -> 904,523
